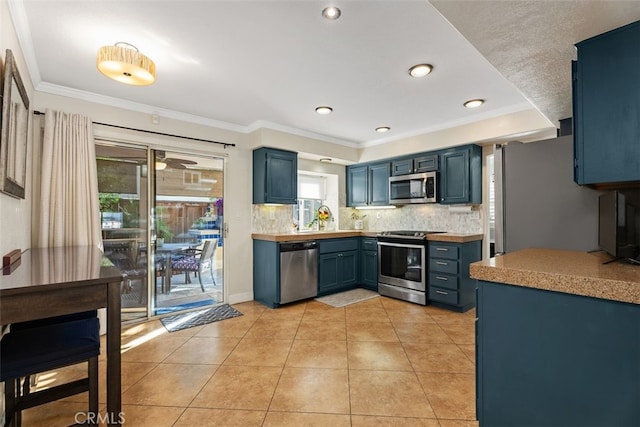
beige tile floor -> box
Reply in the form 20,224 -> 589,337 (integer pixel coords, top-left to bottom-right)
20,296 -> 479,426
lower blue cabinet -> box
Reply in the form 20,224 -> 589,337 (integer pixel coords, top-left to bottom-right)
318,238 -> 359,296
360,237 -> 378,291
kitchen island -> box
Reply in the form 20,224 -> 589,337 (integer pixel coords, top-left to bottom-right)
470,249 -> 639,426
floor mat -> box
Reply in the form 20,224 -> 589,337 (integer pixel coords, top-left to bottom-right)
161,304 -> 243,332
315,288 -> 380,308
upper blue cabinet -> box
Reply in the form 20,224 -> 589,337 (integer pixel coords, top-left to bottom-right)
391,153 -> 438,176
346,161 -> 390,207
573,21 -> 640,185
440,144 -> 482,205
253,147 -> 298,204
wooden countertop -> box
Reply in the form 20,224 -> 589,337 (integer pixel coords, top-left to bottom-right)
470,248 -> 640,305
427,233 -> 483,243
252,231 -> 483,243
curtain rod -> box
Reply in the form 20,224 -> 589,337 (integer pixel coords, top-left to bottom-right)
33,110 -> 236,149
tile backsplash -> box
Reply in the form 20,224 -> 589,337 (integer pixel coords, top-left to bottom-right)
253,204 -> 483,235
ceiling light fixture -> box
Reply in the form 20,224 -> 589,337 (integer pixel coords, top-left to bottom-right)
97,42 -> 156,86
322,6 -> 341,20
464,99 -> 485,108
315,106 -> 333,115
319,158 -> 332,163
376,126 -> 391,133
408,63 -> 433,78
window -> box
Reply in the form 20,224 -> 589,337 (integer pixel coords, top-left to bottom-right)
294,174 -> 326,231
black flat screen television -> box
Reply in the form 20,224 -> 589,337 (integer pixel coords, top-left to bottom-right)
598,190 -> 640,262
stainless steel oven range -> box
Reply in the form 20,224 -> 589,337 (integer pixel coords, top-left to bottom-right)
377,230 -> 443,305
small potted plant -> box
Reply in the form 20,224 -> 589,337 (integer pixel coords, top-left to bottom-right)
351,211 -> 367,230
156,219 -> 173,247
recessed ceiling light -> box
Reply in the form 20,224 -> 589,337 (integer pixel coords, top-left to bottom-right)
319,158 -> 332,163
376,126 -> 391,133
464,99 -> 485,108
322,6 -> 341,20
315,106 -> 333,115
408,63 -> 433,78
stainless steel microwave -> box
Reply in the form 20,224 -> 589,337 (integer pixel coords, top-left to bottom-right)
389,171 -> 437,204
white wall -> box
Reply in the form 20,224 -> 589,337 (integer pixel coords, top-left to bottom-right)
0,0 -> 33,257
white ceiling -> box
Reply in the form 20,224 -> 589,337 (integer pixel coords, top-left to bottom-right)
9,1 -> 640,149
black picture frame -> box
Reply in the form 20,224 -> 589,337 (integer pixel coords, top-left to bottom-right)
0,49 -> 30,199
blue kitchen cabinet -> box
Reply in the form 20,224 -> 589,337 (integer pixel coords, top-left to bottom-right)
573,21 -> 640,185
476,280 -> 639,426
439,144 -> 482,205
252,147 -> 297,204
253,239 -> 280,308
318,238 -> 359,295
391,153 -> 438,176
360,237 -> 378,291
428,240 -> 481,312
346,161 -> 390,207
346,165 -> 368,206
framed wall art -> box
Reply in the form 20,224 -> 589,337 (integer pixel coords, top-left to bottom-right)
0,49 -> 30,199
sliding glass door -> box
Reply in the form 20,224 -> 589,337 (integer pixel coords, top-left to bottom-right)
96,143 -> 149,322
96,143 -> 225,320
153,150 -> 224,315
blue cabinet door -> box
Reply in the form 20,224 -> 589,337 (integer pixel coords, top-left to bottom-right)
414,154 -> 438,173
368,162 -> 390,206
391,158 -> 413,176
574,21 -> 640,185
318,253 -> 340,294
440,149 -> 469,204
340,250 -> 359,287
440,145 -> 482,205
347,165 -> 368,207
360,250 -> 378,291
253,148 -> 297,204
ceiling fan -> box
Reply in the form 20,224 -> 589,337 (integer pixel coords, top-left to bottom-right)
155,151 -> 197,170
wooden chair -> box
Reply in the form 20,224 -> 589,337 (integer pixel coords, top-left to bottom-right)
0,311 -> 100,427
170,239 -> 218,292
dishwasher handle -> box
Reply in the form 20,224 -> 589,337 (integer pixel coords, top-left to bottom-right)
280,241 -> 318,252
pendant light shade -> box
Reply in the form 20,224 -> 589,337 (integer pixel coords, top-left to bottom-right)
97,42 -> 155,86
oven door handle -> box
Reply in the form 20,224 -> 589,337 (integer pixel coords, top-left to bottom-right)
377,241 -> 426,249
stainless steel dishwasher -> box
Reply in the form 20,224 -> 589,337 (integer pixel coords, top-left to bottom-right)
279,241 -> 318,304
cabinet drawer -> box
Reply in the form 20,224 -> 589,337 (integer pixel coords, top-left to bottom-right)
429,258 -> 458,275
429,286 -> 459,305
429,272 -> 458,291
429,244 -> 459,260
361,238 -> 378,251
319,238 -> 359,254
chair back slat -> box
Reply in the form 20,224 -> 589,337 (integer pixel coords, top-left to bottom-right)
201,239 -> 217,261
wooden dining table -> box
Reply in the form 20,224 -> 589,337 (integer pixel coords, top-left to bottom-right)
0,246 -> 123,426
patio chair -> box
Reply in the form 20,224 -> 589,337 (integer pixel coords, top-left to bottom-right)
104,240 -> 147,303
0,310 -> 100,427
170,239 -> 217,292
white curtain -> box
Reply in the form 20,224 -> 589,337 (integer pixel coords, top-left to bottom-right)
34,109 -> 102,249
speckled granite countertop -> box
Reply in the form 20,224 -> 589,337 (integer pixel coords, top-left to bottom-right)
252,231 -> 483,243
470,248 -> 640,305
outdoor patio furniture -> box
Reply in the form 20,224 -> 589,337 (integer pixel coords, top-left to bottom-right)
170,239 -> 218,292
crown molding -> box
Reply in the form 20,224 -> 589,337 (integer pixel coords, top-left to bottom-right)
246,120 -> 360,148
360,102 -> 542,148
